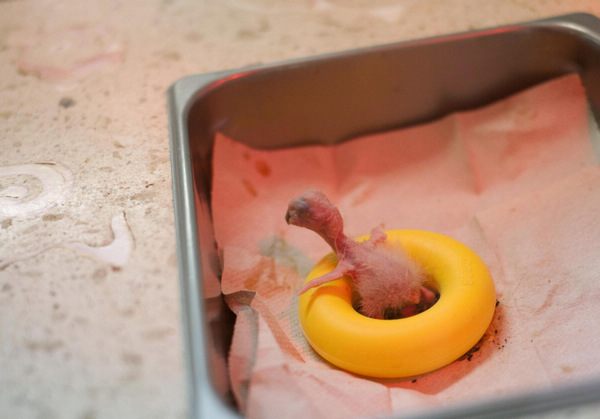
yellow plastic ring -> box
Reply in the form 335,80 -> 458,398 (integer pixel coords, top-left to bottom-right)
298,230 -> 496,378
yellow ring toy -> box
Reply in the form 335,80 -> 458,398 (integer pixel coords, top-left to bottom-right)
298,229 -> 496,378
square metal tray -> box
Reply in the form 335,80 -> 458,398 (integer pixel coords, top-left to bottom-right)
168,13 -> 600,418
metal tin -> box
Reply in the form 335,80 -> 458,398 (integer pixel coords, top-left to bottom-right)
168,13 -> 600,418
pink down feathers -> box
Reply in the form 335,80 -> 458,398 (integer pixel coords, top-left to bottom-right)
286,189 -> 438,319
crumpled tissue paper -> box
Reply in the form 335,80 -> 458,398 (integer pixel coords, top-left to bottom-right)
211,74 -> 600,418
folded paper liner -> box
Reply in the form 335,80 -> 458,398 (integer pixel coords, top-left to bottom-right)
211,75 -> 600,418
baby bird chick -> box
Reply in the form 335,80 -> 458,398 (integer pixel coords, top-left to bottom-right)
286,189 -> 437,319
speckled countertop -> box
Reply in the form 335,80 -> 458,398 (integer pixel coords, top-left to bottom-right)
2,1 -> 600,418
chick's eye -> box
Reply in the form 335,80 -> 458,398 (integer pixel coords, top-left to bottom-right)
295,200 -> 310,216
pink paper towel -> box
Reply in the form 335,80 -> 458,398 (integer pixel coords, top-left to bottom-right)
211,74 -> 600,418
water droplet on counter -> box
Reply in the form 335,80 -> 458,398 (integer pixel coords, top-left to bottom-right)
17,26 -> 124,83
65,212 -> 135,268
0,162 -> 74,220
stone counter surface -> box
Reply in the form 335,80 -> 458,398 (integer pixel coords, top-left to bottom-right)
2,1 -> 600,418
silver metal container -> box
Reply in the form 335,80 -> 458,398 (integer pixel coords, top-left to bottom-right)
168,13 -> 600,418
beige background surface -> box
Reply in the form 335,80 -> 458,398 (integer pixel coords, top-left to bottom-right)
2,1 -> 600,418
